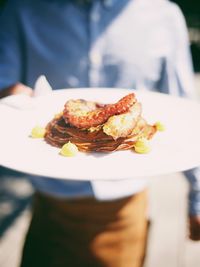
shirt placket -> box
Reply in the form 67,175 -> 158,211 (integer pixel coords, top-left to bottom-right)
88,2 -> 102,87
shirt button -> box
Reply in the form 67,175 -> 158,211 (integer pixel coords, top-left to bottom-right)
91,11 -> 100,22
90,70 -> 99,86
90,51 -> 102,66
67,76 -> 79,87
104,0 -> 113,8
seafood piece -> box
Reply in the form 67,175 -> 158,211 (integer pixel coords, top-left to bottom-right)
63,93 -> 136,129
103,102 -> 142,140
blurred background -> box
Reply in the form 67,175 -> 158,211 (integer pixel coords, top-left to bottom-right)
173,0 -> 200,74
0,0 -> 200,266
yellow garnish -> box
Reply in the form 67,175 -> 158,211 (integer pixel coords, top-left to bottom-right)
60,141 -> 78,157
134,138 -> 151,154
155,121 -> 165,131
31,126 -> 46,138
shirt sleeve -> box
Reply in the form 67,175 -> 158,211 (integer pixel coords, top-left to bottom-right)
170,4 -> 196,98
0,0 -> 22,90
168,4 -> 200,215
184,168 -> 200,215
156,3 -> 196,99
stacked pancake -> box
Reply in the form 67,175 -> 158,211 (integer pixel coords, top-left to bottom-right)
44,93 -> 157,152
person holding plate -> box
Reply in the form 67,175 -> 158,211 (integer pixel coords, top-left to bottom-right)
0,0 -> 200,266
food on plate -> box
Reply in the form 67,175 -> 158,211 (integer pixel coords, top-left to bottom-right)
44,93 -> 159,153
60,141 -> 79,157
63,93 -> 136,129
155,121 -> 165,131
133,138 -> 151,154
31,126 -> 46,138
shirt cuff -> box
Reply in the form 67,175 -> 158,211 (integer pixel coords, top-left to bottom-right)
184,168 -> 200,215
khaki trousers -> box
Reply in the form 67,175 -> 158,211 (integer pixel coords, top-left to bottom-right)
20,190 -> 149,267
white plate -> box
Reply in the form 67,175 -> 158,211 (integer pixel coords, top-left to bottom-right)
0,88 -> 200,180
